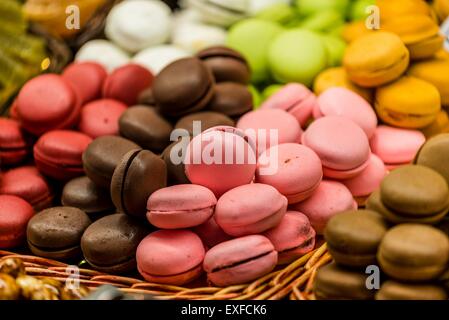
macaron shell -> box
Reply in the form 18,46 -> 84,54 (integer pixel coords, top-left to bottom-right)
0,195 -> 34,248
203,235 -> 277,286
193,217 -> 233,248
237,109 -> 303,154
0,166 -> 53,211
146,184 -> 216,229
263,211 -> 316,264
215,183 -> 287,236
103,64 -> 154,106
342,154 -> 387,197
62,62 -> 107,105
259,83 -> 317,127
0,119 -> 29,165
256,143 -> 323,204
16,74 -> 81,135
370,125 -> 426,165
138,263 -> 204,285
184,129 -> 257,197
291,180 -> 357,234
315,87 -> 377,138
302,116 -> 370,171
79,99 -> 127,138
136,230 -> 205,277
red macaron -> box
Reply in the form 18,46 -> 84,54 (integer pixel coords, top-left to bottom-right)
62,62 -> 108,105
103,64 -> 154,106
0,195 -> 34,248
16,74 -> 82,136
0,166 -> 53,211
79,99 -> 127,138
33,130 -> 92,180
0,118 -> 31,166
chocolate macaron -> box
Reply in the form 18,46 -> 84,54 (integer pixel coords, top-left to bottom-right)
207,82 -> 253,118
153,58 -> 215,117
376,281 -> 448,300
111,149 -> 167,218
27,207 -> 91,260
82,136 -> 140,188
161,140 -> 190,185
325,210 -> 389,268
197,46 -> 251,84
174,111 -> 234,136
414,133 -> 449,184
61,176 -> 114,218
81,213 -> 149,273
119,106 -> 173,152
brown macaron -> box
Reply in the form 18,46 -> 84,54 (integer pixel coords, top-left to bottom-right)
197,46 -> 251,84
138,87 -> 156,106
378,224 -> 449,281
61,176 -> 114,218
153,58 -> 215,117
161,140 -> 190,185
82,136 -> 140,188
324,210 -> 389,268
119,106 -> 173,152
368,165 -> 449,224
414,133 -> 449,185
174,111 -> 234,136
207,82 -> 253,118
314,262 -> 376,300
111,149 -> 167,218
27,207 -> 91,260
81,213 -> 149,274
376,280 -> 448,300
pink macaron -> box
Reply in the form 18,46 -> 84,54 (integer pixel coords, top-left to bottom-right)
16,74 -> 81,136
237,109 -> 303,154
33,130 -> 92,180
256,143 -> 322,204
0,195 -> 34,248
147,184 -> 217,229
193,217 -> 233,248
62,62 -> 108,105
259,83 -> 317,127
0,118 -> 31,166
203,235 -> 278,287
0,166 -> 53,211
263,211 -> 316,265
302,116 -> 371,179
369,125 -> 426,170
103,64 -> 154,106
184,126 -> 257,197
342,154 -> 388,205
136,230 -> 205,285
79,99 -> 127,138
290,180 -> 357,234
215,183 -> 287,237
315,87 -> 378,138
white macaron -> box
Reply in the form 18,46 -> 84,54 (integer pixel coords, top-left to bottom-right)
105,0 -> 173,53
133,45 -> 191,74
186,0 -> 249,27
75,40 -> 130,72
172,23 -> 227,53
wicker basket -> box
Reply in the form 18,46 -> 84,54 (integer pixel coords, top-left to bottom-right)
0,244 -> 330,300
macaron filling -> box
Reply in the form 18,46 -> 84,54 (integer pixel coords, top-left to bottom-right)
283,179 -> 321,204
209,249 -> 276,274
138,262 -> 203,284
322,156 -> 371,179
147,206 -> 215,229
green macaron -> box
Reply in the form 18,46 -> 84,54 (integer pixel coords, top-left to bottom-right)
299,10 -> 345,33
256,3 -> 297,25
261,84 -> 284,101
227,19 -> 283,84
348,0 -> 376,21
248,85 -> 262,109
268,29 -> 328,86
321,34 -> 347,67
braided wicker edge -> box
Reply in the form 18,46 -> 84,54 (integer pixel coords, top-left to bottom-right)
0,243 -> 330,300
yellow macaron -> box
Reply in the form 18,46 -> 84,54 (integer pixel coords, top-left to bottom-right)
341,21 -> 373,43
382,15 -> 444,60
421,110 -> 449,138
313,67 -> 374,104
375,76 -> 441,129
434,0 -> 449,21
408,58 -> 449,107
343,31 -> 410,88
378,0 -> 435,21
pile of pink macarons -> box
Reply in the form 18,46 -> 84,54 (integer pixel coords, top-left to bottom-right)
135,82 -> 427,287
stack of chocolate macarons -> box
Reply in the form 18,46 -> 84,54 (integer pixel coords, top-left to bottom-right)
314,134 -> 449,299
